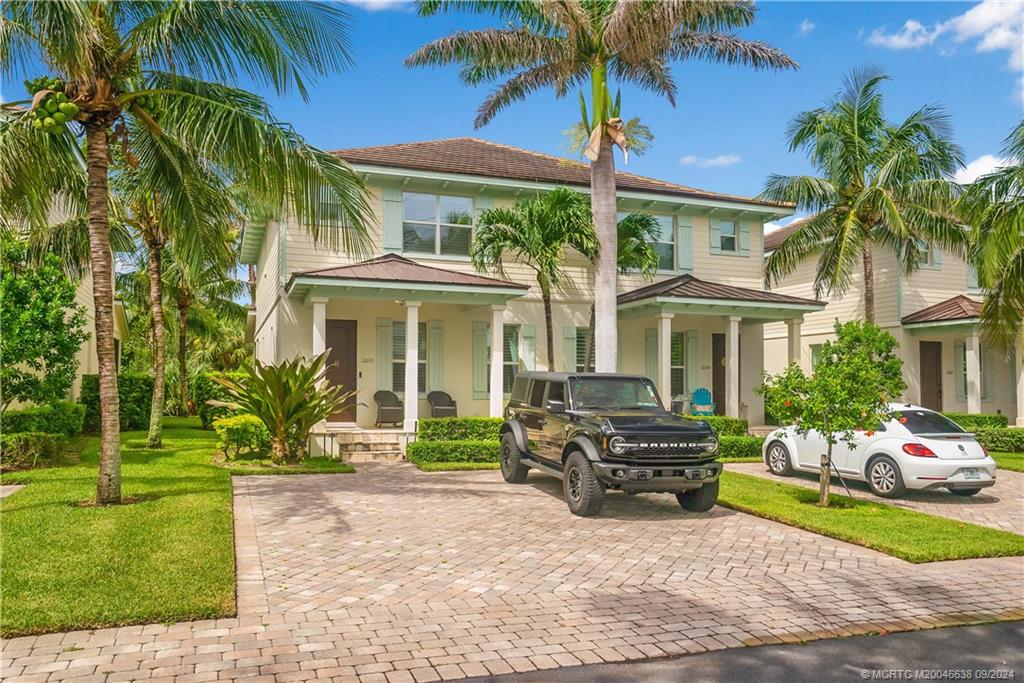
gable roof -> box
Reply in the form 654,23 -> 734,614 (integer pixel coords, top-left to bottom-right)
617,273 -> 823,307
291,253 -> 527,290
763,215 -> 813,252
334,137 -> 789,210
902,295 -> 981,326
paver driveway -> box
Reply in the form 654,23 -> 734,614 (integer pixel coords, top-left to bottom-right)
729,462 -> 1024,535
2,464 -> 1022,683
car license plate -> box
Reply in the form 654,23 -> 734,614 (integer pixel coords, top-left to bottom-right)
963,468 -> 980,480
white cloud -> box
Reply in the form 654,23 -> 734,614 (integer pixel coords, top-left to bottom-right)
764,221 -> 784,234
341,0 -> 408,11
798,19 -> 816,36
953,154 -> 1010,184
679,153 -> 741,168
867,19 -> 941,49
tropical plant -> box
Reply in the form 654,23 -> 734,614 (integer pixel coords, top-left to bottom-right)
472,187 -> 597,369
0,1 -> 372,503
213,353 -> 356,465
407,0 -> 794,372
759,321 -> 906,506
762,69 -> 967,323
563,115 -> 652,159
959,119 -> 1024,351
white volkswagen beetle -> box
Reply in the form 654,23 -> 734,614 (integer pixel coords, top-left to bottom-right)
762,403 -> 997,498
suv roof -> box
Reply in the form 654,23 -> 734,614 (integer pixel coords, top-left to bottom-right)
515,371 -> 651,382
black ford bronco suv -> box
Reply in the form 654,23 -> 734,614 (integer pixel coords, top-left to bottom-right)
499,372 -> 721,517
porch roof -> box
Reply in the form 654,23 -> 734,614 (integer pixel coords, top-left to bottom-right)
902,295 -> 981,329
617,274 -> 825,320
286,253 -> 528,305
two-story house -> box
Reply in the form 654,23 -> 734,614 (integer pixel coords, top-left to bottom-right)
242,138 -> 824,436
763,222 -> 1024,426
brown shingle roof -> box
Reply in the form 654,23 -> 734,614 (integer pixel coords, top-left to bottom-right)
334,138 -> 789,210
763,215 -> 813,252
292,253 -> 527,290
902,295 -> 981,325
618,274 -> 824,307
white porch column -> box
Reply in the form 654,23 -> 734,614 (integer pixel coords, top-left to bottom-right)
1015,336 -> 1024,427
966,330 -> 981,414
657,312 -> 674,409
726,316 -> 741,418
403,301 -> 421,432
786,318 -> 803,369
489,305 -> 505,418
312,297 -> 327,357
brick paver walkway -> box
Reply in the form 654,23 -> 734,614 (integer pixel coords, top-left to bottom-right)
729,462 -> 1024,534
3,464 -> 1022,683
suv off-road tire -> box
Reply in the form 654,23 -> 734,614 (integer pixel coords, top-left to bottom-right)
676,480 -> 719,512
563,451 -> 604,517
500,433 -> 529,483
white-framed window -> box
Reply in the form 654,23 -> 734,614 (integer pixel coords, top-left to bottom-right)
719,219 -> 738,252
392,321 -> 427,394
916,239 -> 932,266
487,325 -> 520,394
618,212 -> 675,270
575,326 -> 590,373
670,332 -> 686,397
402,192 -> 473,256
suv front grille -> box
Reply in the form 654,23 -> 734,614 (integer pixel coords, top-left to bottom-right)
606,437 -> 717,466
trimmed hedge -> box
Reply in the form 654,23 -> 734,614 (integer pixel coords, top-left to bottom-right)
417,417 -> 503,442
0,432 -> 65,471
719,435 -> 764,459
975,428 -> 1024,453
2,401 -> 84,437
943,412 -> 1009,431
406,439 -> 500,463
193,371 -> 246,429
680,415 -> 749,436
79,373 -> 154,432
212,414 -> 269,459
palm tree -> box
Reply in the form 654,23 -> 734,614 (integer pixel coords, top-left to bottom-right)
762,69 -> 966,323
0,2 -> 372,504
407,0 -> 794,371
472,187 -> 597,370
960,119 -> 1024,351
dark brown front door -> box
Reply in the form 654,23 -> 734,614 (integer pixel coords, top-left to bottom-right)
712,333 -> 726,416
919,341 -> 943,411
325,319 -> 357,422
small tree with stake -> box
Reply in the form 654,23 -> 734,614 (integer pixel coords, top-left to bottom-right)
759,321 -> 906,506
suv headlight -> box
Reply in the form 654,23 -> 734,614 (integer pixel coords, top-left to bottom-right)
705,437 -> 719,454
608,436 -> 628,454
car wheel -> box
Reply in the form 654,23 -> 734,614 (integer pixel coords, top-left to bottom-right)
563,451 -> 604,517
950,487 -> 983,497
866,456 -> 906,498
765,441 -> 794,476
676,480 -> 719,512
499,433 -> 529,484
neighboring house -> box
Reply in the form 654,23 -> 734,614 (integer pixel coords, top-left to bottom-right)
70,269 -> 128,401
242,138 -> 824,432
763,223 -> 1024,426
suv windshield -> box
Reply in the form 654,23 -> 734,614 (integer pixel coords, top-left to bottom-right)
899,409 -> 966,434
569,377 -> 662,410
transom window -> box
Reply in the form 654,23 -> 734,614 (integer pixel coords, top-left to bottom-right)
618,212 -> 675,270
392,321 -> 426,394
402,192 -> 473,257
719,220 -> 738,252
487,325 -> 520,394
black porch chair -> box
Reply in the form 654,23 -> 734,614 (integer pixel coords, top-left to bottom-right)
427,391 -> 458,418
373,390 -> 404,427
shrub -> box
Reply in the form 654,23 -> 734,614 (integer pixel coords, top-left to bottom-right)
80,373 -> 154,432
943,412 -> 1009,431
718,435 -> 764,459
417,417 -> 503,442
194,371 -> 246,429
975,428 -> 1024,453
680,415 -> 748,436
3,401 -> 85,437
0,432 -> 65,471
212,414 -> 270,460
406,439 -> 500,463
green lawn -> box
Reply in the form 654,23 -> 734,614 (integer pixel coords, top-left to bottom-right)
218,456 -> 355,475
0,417 -> 235,637
413,461 -> 500,472
991,452 -> 1024,473
718,471 -> 1024,563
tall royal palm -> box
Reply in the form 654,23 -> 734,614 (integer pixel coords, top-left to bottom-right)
762,69 -> 966,323
472,187 -> 597,370
407,0 -> 794,371
0,2 -> 371,503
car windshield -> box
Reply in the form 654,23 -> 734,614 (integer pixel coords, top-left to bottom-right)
899,409 -> 966,434
568,377 -> 662,410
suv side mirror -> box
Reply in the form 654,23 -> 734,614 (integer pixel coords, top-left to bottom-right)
546,399 -> 565,414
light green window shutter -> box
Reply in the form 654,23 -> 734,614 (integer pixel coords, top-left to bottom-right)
520,323 -> 536,370
427,320 -> 444,392
376,318 -> 393,390
738,221 -> 752,257
382,187 -> 403,253
472,321 -> 488,400
966,265 -> 980,291
475,194 -> 493,222
645,328 -> 657,380
677,215 -> 694,274
981,345 -> 994,402
709,218 -> 721,256
685,330 -> 700,394
563,326 -> 577,372
931,247 -> 942,270
954,341 -> 967,402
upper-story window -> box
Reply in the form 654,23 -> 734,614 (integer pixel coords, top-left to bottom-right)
402,193 -> 473,257
719,219 -> 738,253
618,212 -> 675,270
916,239 -> 932,266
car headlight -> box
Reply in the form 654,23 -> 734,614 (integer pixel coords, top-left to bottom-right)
608,436 -> 628,454
705,437 -> 719,453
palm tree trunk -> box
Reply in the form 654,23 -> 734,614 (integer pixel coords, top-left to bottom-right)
862,245 -> 875,324
540,277 -> 555,370
85,122 -> 121,505
144,235 -> 166,448
177,299 -> 189,414
584,303 -> 595,372
591,133 -> 618,372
